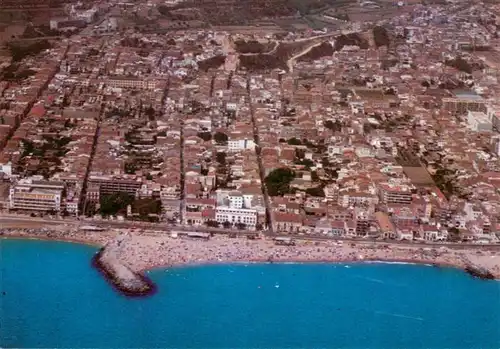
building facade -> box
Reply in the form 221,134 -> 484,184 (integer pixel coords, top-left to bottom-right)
215,207 -> 257,229
9,179 -> 64,212
379,184 -> 413,205
88,175 -> 142,196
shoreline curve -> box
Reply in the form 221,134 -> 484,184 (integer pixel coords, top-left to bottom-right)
0,234 -> 103,248
2,235 -> 498,283
141,258 -> 457,274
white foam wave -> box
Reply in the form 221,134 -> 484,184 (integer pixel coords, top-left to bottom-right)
365,261 -> 433,267
362,276 -> 385,284
375,311 -> 424,321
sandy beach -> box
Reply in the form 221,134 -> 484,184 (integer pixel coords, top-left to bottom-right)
2,228 -> 500,280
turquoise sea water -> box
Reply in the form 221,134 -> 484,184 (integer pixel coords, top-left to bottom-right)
1,239 -> 500,348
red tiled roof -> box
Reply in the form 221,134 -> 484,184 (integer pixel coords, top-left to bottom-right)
29,104 -> 46,118
274,212 -> 303,223
202,208 -> 215,218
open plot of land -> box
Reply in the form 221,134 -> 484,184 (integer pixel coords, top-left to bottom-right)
304,15 -> 345,30
273,18 -> 312,31
354,88 -> 386,100
234,39 -> 277,54
0,25 -> 27,43
296,41 -> 334,61
211,25 -> 285,35
403,166 -> 435,186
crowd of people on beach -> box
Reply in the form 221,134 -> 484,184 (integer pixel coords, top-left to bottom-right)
105,232 -> 500,279
2,226 -> 500,279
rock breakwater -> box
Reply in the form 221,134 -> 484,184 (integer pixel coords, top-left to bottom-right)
92,247 -> 156,297
464,265 -> 495,280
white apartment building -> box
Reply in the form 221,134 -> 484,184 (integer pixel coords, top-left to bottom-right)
215,207 -> 257,229
354,146 -> 374,158
215,189 -> 259,229
72,7 -> 98,23
228,192 -> 244,208
338,192 -> 379,208
379,183 -> 413,204
105,77 -> 158,90
467,111 -> 492,132
9,178 -> 64,212
88,175 -> 142,196
491,135 -> 500,157
327,145 -> 343,157
487,106 -> 500,130
0,161 -> 12,176
216,190 -> 256,209
228,138 -> 255,152
463,202 -> 483,222
370,136 -> 394,149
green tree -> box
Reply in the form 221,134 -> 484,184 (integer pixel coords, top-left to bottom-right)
448,227 -> 461,242
197,132 -> 212,142
21,139 -> 34,157
144,106 -> 155,120
363,123 -> 373,134
9,39 -> 51,62
216,152 -> 226,165
373,26 -> 390,47
295,148 -> 306,159
100,193 -> 135,216
125,162 -> 137,174
311,171 -> 319,182
295,158 -> 314,169
306,186 -> 325,197
214,132 -> 228,145
445,57 -> 473,74
132,198 -> 161,217
206,220 -> 219,228
287,137 -> 301,145
324,120 -> 342,132
265,168 -> 295,197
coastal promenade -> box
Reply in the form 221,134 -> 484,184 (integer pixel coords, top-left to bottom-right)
2,214 -> 500,250
0,214 -> 255,235
2,225 -> 500,281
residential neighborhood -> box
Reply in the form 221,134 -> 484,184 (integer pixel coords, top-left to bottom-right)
1,0 -> 500,245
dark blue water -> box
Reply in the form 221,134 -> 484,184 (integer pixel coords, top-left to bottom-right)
1,239 -> 500,348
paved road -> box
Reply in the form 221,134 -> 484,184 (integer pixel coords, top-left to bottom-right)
287,40 -> 326,72
2,214 -> 500,250
246,76 -> 273,232
276,233 -> 500,250
0,215 -> 255,235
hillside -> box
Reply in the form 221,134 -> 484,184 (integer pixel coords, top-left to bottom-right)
234,40 -> 275,54
334,33 -> 370,51
297,42 -> 334,62
373,26 -> 390,47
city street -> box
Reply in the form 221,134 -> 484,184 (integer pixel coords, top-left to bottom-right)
2,213 -> 500,251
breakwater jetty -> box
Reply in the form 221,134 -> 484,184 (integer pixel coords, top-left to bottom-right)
92,246 -> 156,297
458,255 -> 495,280
464,264 -> 495,280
